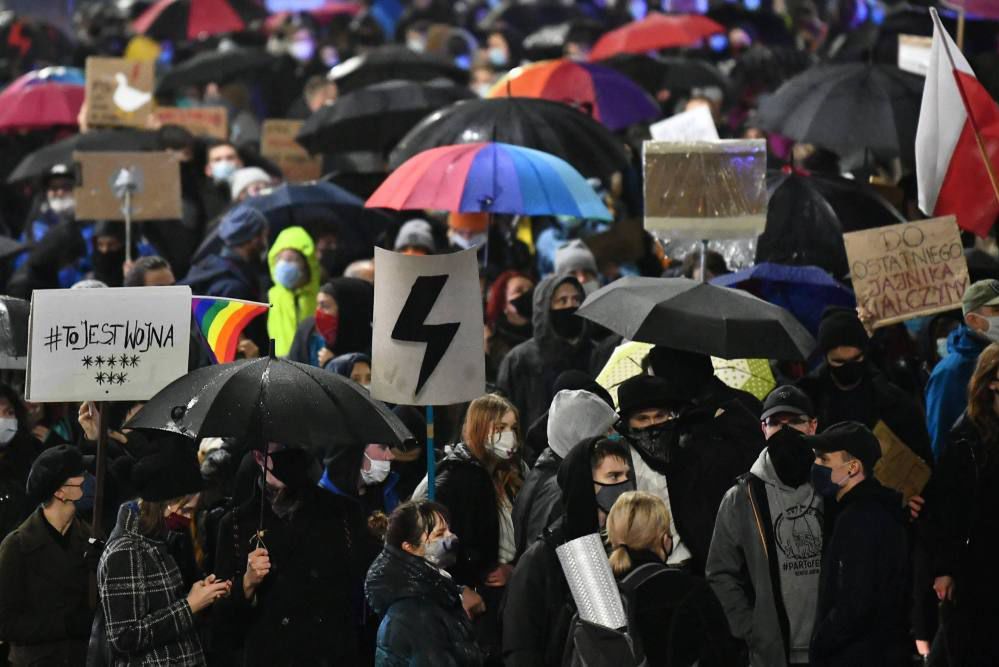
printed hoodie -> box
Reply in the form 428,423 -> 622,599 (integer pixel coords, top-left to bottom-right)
267,226 -> 320,356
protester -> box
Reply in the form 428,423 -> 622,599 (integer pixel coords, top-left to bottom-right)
288,278 -> 374,367
0,384 -> 42,543
326,352 -> 372,385
124,255 -> 176,287
807,422 -> 910,666
365,501 -> 484,667
0,445 -> 93,666
606,491 -> 737,667
90,220 -> 130,287
393,219 -> 437,255
484,271 -> 534,382
183,205 -> 268,302
229,167 -> 273,203
646,345 -> 763,417
266,226 -> 320,357
201,141 -> 244,220
553,239 -> 600,296
7,220 -> 86,298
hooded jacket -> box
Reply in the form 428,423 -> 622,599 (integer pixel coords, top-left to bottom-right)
925,325 -> 987,461
7,221 -> 86,299
497,275 -> 593,428
287,277 -> 374,366
365,544 -> 482,667
267,226 -> 320,357
707,449 -> 824,666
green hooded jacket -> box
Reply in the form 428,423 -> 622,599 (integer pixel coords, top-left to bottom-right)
267,226 -> 320,356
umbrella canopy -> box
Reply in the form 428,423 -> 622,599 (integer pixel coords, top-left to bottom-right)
322,152 -> 388,199
522,19 -> 606,61
296,79 -> 475,156
367,142 -> 611,220
478,1 -> 586,32
706,4 -> 793,46
246,181 -> 391,231
757,63 -> 924,159
488,59 -> 659,131
577,276 -> 816,361
6,66 -> 84,87
0,296 -> 30,358
0,80 -> 83,132
264,1 -> 361,31
328,45 -> 469,95
390,97 -> 629,180
7,128 -> 160,183
133,0 -> 267,41
156,47 -> 275,94
589,13 -> 725,61
127,356 -> 413,452
597,53 -> 732,100
755,169 -> 906,279
711,262 -> 856,336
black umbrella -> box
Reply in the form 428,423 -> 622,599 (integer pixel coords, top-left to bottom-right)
523,19 -> 606,61
296,79 -> 475,156
155,47 -> 276,94
127,356 -> 413,452
0,296 -> 29,358
730,44 -> 816,95
757,63 -> 924,160
598,54 -> 731,99
577,276 -> 815,361
7,128 -> 159,183
706,4 -> 793,46
477,1 -> 586,32
322,152 -> 388,199
389,97 -> 629,180
328,45 -> 469,95
755,169 -> 906,279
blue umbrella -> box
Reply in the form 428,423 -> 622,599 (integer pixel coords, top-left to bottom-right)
711,263 -> 855,336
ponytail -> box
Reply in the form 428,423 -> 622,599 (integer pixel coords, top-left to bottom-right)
608,543 -> 633,576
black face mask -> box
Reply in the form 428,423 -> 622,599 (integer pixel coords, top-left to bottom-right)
509,289 -> 533,320
829,360 -> 865,387
550,307 -> 583,339
767,425 -> 814,488
623,421 -> 673,464
594,477 -> 636,513
267,448 -> 317,490
92,249 -> 126,285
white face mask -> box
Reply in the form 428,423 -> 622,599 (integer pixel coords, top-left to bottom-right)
488,430 -> 518,460
48,196 -> 75,214
935,337 -> 949,359
473,82 -> 492,98
451,231 -> 488,250
0,417 -> 17,445
361,454 -> 391,485
983,316 -> 999,342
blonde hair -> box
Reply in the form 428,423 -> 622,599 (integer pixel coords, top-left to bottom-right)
606,491 -> 671,576
461,394 -> 523,502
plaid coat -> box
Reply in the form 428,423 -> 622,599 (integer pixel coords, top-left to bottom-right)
98,502 -> 205,666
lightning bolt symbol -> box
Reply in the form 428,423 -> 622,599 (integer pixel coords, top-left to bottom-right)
391,274 -> 460,398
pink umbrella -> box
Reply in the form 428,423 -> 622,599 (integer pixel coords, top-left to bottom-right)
589,13 -> 725,61
0,75 -> 83,131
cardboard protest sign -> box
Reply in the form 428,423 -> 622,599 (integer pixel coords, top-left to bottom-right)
649,106 -> 720,143
898,35 -> 933,76
872,421 -> 932,503
371,247 -> 485,406
261,119 -> 322,183
844,216 -> 968,328
74,151 -> 182,221
643,139 -> 767,239
26,287 -> 192,402
85,57 -> 154,128
153,106 -> 228,139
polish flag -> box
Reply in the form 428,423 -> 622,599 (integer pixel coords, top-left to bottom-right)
915,9 -> 999,237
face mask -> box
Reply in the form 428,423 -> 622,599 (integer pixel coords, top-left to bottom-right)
488,47 -> 508,68
268,448 -> 315,490
829,360 -> 865,387
48,196 -> 75,214
75,472 -> 96,513
211,160 -> 237,183
594,477 -> 636,514
165,512 -> 191,532
810,462 -> 850,498
93,249 -> 126,284
581,281 -> 598,297
488,430 -> 518,460
767,426 -> 814,488
451,231 -> 487,250
289,39 -> 316,63
474,82 -> 492,98
315,308 -> 339,347
361,455 -> 391,485
274,260 -> 304,289
424,533 -> 458,569
982,316 -> 999,342
0,417 -> 17,445
624,421 -> 674,463
935,337 -> 949,359
406,37 -> 426,53
549,307 -> 583,339
509,290 -> 533,320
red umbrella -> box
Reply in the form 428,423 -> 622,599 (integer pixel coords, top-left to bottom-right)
133,0 -> 267,41
588,13 -> 725,60
0,78 -> 83,131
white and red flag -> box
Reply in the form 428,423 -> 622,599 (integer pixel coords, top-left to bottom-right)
915,8 -> 999,237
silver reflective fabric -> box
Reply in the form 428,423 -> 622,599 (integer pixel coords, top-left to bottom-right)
555,533 -> 626,630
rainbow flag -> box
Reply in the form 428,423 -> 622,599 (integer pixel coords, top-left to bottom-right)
192,297 -> 270,364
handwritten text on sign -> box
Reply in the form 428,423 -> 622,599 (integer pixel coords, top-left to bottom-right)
26,287 -> 192,402
844,216 -> 968,328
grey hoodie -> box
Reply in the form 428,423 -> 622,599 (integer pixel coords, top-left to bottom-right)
706,449 -> 823,666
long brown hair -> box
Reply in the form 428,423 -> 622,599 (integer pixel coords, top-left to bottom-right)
461,394 -> 523,503
968,343 -> 999,444
138,494 -> 197,538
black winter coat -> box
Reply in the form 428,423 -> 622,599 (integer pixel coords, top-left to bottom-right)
0,434 -> 42,543
810,478 -> 910,667
365,544 -> 483,667
213,486 -> 360,667
511,448 -> 561,558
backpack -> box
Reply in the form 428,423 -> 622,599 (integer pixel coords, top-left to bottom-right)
561,562 -> 665,667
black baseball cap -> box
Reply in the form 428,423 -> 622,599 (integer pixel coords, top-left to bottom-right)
761,385 -> 815,422
805,421 -> 882,473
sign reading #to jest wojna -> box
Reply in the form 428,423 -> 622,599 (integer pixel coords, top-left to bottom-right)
844,216 -> 969,329
26,287 -> 192,402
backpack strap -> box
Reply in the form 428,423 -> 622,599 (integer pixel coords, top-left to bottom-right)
745,473 -> 792,665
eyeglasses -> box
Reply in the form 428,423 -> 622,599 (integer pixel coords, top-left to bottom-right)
762,416 -> 810,428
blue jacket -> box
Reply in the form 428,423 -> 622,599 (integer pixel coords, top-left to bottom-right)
925,325 -> 987,461
180,249 -> 262,301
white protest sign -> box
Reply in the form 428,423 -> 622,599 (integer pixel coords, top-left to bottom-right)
649,105 -> 720,143
371,248 -> 485,406
26,287 -> 192,402
898,35 -> 933,76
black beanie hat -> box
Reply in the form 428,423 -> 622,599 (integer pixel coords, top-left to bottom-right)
112,437 -> 203,502
817,307 -> 868,354
617,374 -> 687,418
647,346 -> 714,396
25,445 -> 86,505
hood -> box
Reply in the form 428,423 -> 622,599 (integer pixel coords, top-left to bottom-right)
182,251 -> 253,291
326,277 -> 374,356
268,226 -> 321,296
327,352 -> 370,377
556,436 -> 602,541
27,220 -> 85,271
547,389 -> 618,459
949,324 -> 988,357
750,447 -> 816,495
532,273 -> 586,351
365,544 -> 462,616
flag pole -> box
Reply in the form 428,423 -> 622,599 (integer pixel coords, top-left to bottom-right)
956,8 -> 966,52
932,8 -> 999,208
425,406 -> 436,500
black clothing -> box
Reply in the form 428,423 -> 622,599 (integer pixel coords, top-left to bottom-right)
0,434 -> 43,543
512,447 -> 561,558
434,449 -> 500,588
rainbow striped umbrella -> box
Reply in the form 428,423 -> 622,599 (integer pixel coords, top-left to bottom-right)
366,141 -> 611,220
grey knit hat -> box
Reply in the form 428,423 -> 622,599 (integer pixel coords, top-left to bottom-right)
555,239 -> 597,276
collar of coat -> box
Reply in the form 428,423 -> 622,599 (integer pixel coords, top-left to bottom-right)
15,507 -> 89,554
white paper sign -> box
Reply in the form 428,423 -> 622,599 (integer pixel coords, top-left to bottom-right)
649,105 -> 720,143
371,248 -> 485,406
898,34 -> 933,76
26,287 -> 192,402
